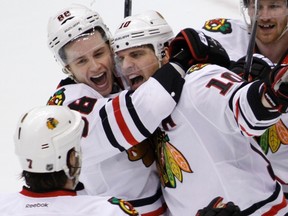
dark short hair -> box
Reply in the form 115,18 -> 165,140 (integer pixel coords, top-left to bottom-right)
22,170 -> 67,192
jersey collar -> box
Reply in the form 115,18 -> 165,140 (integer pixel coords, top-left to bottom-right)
20,186 -> 77,198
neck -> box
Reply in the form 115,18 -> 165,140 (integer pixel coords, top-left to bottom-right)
255,32 -> 288,63
63,179 -> 75,190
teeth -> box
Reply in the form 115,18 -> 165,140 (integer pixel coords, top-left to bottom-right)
259,24 -> 273,28
91,72 -> 104,78
128,74 -> 138,80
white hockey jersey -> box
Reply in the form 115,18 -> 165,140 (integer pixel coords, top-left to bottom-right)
0,187 -> 139,216
154,64 -> 288,215
200,18 -> 250,62
259,114 -> 288,199
47,63 -> 184,215
201,18 -> 288,199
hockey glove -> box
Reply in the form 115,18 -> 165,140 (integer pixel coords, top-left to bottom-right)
196,197 -> 241,216
230,54 -> 274,82
262,65 -> 288,113
169,28 -> 230,72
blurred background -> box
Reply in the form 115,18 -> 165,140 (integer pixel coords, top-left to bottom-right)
0,0 -> 242,193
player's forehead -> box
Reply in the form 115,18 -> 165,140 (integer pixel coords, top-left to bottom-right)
66,32 -> 109,54
116,45 -> 154,57
249,0 -> 287,5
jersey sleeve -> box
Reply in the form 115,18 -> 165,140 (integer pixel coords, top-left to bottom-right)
47,63 -> 185,157
201,18 -> 250,62
186,64 -> 281,137
100,63 -> 185,150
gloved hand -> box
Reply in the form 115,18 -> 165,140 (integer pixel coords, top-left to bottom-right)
262,65 -> 288,113
230,53 -> 274,82
196,197 -> 241,216
169,28 -> 230,72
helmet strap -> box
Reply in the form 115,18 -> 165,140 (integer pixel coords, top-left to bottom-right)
62,67 -> 78,83
276,24 -> 288,41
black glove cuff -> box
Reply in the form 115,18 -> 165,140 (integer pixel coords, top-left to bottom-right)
248,81 -> 281,118
263,84 -> 288,113
170,49 -> 193,72
152,63 -> 185,103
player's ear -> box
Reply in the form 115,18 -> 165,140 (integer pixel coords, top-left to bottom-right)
161,47 -> 170,65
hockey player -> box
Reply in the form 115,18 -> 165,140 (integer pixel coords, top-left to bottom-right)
46,4 -> 186,215
201,0 -> 288,199
113,12 -> 288,215
113,10 -> 242,216
112,10 -> 174,91
46,5 -> 234,215
0,105 -> 139,216
47,4 -> 124,98
112,11 -> 258,216
113,10 -> 230,90
156,29 -> 288,215
201,0 -> 287,64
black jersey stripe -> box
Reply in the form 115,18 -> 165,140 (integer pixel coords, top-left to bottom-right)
237,98 -> 269,131
100,101 -> 125,152
241,182 -> 283,215
230,81 -> 280,132
124,91 -> 152,138
127,187 -> 163,207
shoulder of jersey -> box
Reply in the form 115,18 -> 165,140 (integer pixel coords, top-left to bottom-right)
201,18 -> 247,35
47,82 -> 104,106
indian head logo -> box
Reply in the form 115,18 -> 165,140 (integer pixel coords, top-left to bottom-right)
108,197 -> 139,216
187,63 -> 208,74
203,18 -> 232,34
46,117 -> 59,130
127,138 -> 155,167
47,88 -> 66,106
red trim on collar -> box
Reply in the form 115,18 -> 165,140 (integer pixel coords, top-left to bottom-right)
20,187 -> 77,198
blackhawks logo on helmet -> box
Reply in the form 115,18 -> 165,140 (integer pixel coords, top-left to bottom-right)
46,117 -> 59,130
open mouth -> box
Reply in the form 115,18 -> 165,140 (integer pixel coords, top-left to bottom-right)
90,72 -> 107,86
129,74 -> 144,90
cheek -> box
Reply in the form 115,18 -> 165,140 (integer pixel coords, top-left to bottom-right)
70,67 -> 86,81
132,55 -> 158,77
71,68 -> 81,77
102,55 -> 114,69
105,58 -> 115,79
276,17 -> 287,32
282,15 -> 288,27
144,63 -> 159,79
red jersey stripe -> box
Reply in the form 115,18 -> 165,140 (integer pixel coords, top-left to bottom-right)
113,96 -> 138,145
